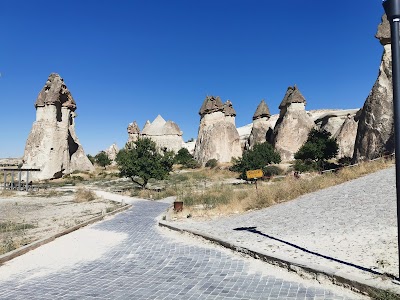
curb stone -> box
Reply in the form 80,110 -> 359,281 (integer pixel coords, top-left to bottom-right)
158,221 -> 396,298
0,204 -> 132,265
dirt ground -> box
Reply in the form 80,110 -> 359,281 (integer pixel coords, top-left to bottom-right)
0,189 -> 122,255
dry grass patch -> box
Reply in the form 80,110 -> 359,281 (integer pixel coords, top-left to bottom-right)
178,158 -> 394,218
74,188 -> 96,202
0,189 -> 16,197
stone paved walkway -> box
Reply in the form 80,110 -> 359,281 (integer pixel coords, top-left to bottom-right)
0,200 -> 365,299
163,167 -> 399,293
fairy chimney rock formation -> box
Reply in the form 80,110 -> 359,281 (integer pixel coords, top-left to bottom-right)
353,14 -> 394,161
194,96 -> 242,165
248,99 -> 272,149
271,86 -> 314,162
127,121 -> 141,144
23,73 -> 94,180
140,115 -> 184,152
105,143 -> 119,165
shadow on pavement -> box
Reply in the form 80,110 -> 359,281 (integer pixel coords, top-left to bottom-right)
233,226 -> 388,277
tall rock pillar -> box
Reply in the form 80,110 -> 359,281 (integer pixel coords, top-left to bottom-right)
353,15 -> 394,161
23,73 -> 94,180
193,96 -> 242,165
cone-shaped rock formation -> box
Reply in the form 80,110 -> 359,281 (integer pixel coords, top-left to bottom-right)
23,73 -> 94,180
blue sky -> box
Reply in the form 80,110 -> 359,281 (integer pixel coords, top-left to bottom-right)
0,1 -> 385,157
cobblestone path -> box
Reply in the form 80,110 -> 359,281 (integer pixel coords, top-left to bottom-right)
0,200 -> 364,299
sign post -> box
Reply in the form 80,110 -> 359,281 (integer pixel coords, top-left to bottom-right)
246,169 -> 263,191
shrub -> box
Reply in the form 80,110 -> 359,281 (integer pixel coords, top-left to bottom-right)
74,188 -> 96,202
293,159 -> 319,172
174,148 -> 200,169
231,142 -> 281,179
205,159 -> 218,169
262,165 -> 283,177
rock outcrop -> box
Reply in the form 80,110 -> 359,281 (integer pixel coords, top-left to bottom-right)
353,14 -> 394,161
194,96 -> 242,165
140,115 -> 184,153
248,99 -> 273,149
271,86 -> 314,162
105,143 -> 119,165
23,73 -> 94,180
334,113 -> 359,158
127,121 -> 140,144
314,109 -> 359,158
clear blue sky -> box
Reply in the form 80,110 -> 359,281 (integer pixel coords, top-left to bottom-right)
0,1 -> 385,157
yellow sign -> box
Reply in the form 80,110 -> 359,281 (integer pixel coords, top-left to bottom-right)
246,169 -> 263,179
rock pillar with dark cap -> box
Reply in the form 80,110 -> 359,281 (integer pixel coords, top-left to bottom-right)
23,73 -> 94,180
194,96 -> 242,165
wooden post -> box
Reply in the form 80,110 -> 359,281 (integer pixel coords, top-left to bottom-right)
18,170 -> 22,191
26,171 -> 29,192
11,170 -> 14,190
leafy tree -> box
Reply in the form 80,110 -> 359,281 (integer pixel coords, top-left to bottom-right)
116,138 -> 174,189
231,142 -> 281,179
94,151 -> 111,169
294,128 -> 339,171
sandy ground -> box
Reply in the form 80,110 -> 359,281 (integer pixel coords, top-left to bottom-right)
0,189 -> 121,255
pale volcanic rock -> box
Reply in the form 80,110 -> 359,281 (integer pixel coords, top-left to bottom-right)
127,121 -> 140,144
194,96 -> 242,165
105,143 -> 119,165
334,114 -> 359,158
248,99 -> 273,149
353,14 -> 394,161
140,115 -> 184,153
23,73 -> 94,180
271,86 -> 314,162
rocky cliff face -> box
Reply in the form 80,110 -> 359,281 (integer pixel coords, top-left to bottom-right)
248,100 -> 273,149
314,109 -> 359,158
194,96 -> 242,165
271,86 -> 314,162
353,14 -> 394,161
23,73 -> 94,180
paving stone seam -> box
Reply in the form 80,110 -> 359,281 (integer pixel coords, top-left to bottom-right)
0,204 -> 132,265
158,221 -> 387,297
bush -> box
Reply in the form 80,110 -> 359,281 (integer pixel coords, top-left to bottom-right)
294,128 -> 339,171
262,165 -> 283,177
293,159 -> 319,172
205,159 -> 218,169
174,148 -> 200,169
231,142 -> 281,179
74,188 -> 96,202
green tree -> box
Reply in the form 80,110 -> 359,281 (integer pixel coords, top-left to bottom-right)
94,151 -> 111,169
116,138 -> 174,189
231,142 -> 281,179
294,128 -> 339,171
